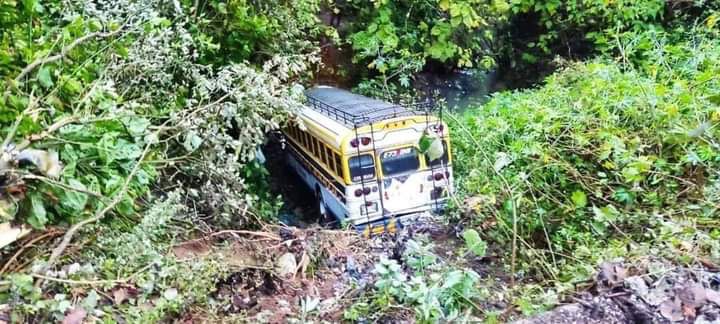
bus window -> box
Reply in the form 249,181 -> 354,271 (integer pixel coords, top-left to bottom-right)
312,138 -> 320,156
426,140 -> 449,167
349,154 -> 375,182
381,147 -> 420,177
325,147 -> 333,168
334,153 -> 343,177
319,141 -> 327,163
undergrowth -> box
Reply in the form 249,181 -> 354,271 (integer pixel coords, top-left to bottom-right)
448,22 -> 720,316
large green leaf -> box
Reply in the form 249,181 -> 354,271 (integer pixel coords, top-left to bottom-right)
27,193 -> 48,229
462,229 -> 487,257
571,190 -> 587,208
58,179 -> 89,214
37,66 -> 53,88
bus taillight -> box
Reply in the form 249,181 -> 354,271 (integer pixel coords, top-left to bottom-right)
350,137 -> 372,147
354,187 -> 373,197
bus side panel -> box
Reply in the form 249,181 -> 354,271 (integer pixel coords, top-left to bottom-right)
319,185 -> 345,222
286,151 -> 316,193
285,150 -> 347,222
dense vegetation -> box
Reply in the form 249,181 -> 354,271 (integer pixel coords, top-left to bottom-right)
451,23 -> 719,310
1,0 -> 718,322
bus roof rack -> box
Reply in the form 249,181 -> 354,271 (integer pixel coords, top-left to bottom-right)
305,86 -> 434,127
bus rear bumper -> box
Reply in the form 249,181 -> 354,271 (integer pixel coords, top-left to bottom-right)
355,213 -> 418,237
354,199 -> 448,237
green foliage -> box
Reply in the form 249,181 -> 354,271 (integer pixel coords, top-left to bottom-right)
451,25 -> 720,279
1,0 -> 318,320
187,0 -> 326,64
335,0 -> 510,96
348,239 -> 483,323
463,228 -> 488,257
0,0 -> 151,229
4,192 -> 230,321
504,0 -> 720,71
0,0 -> 315,230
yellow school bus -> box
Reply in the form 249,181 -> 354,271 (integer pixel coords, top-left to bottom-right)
281,86 -> 452,235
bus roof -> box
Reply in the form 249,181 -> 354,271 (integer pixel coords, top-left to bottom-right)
305,86 -> 430,127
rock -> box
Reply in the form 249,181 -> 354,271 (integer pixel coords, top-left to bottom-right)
276,253 -> 297,277
513,296 -> 632,324
625,276 -> 649,297
596,262 -> 627,291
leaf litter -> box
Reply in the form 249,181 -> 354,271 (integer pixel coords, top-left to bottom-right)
516,257 -> 720,323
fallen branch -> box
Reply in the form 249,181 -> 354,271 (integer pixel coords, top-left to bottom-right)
173,229 -> 282,247
0,228 -> 63,274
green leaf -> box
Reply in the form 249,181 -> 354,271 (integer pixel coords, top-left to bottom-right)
592,205 -> 619,223
418,133 -> 432,152
571,190 -> 587,208
59,179 -> 89,214
37,66 -> 53,88
27,193 -> 48,229
0,198 -> 18,222
123,116 -> 151,137
62,77 -> 83,94
462,229 -> 487,257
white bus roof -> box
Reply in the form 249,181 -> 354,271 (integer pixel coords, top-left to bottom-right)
304,86 -> 430,128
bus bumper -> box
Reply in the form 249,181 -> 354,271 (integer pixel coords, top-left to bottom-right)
356,214 -> 414,237
354,202 -> 446,237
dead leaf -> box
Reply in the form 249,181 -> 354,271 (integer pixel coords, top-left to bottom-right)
659,298 -> 684,322
677,283 -> 707,308
113,287 -> 128,305
698,258 -> 720,271
172,241 -> 211,259
682,304 -> 696,320
70,286 -> 86,299
62,307 -> 86,324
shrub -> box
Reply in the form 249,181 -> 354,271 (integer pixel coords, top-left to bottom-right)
451,27 -> 720,277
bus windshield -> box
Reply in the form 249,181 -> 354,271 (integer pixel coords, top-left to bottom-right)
381,147 -> 420,177
349,154 -> 375,182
